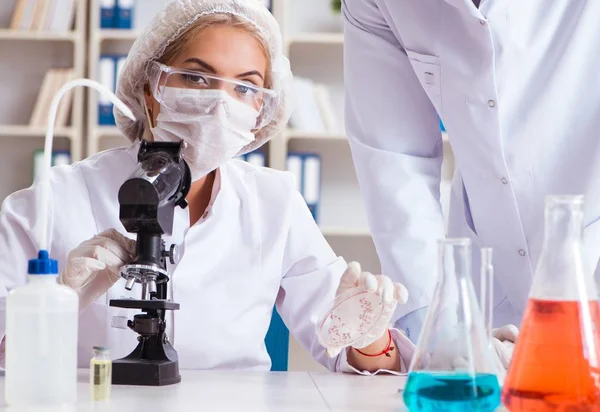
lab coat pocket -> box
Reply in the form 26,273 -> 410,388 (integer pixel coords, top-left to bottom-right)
405,50 -> 443,115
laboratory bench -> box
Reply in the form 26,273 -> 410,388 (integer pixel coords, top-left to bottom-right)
0,369 -> 410,411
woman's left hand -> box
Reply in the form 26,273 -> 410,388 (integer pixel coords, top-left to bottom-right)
326,261 -> 409,357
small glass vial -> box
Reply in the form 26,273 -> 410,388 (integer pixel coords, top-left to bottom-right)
90,346 -> 111,401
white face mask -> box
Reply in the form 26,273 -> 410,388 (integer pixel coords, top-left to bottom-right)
147,88 -> 258,181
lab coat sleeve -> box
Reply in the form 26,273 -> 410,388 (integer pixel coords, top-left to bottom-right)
342,0 -> 446,322
276,186 -> 415,373
275,186 -> 347,372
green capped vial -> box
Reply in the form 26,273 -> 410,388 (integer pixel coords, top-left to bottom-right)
90,346 -> 111,401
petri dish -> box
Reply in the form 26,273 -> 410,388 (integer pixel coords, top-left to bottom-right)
315,286 -> 385,350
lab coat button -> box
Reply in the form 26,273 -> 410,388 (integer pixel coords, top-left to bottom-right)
518,249 -> 527,257
488,100 -> 496,108
479,20 -> 486,25
501,177 -> 509,185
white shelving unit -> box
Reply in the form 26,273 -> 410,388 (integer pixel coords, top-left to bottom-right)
287,32 -> 344,45
0,28 -> 79,41
0,0 -> 87,201
270,0 -> 375,241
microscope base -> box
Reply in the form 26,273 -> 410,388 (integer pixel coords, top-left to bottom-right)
112,358 -> 181,386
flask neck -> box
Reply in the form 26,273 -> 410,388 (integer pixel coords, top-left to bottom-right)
439,241 -> 471,281
543,203 -> 584,246
533,197 -> 594,299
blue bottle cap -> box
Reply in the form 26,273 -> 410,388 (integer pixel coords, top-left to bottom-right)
28,250 -> 58,275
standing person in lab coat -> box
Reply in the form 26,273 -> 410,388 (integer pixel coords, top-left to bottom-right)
0,0 -> 415,374
342,0 -> 600,368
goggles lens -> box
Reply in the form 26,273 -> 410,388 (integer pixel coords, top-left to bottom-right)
151,63 -> 278,128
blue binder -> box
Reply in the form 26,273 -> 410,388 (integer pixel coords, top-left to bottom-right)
100,0 -> 116,28
115,0 -> 134,29
264,307 -> 289,371
439,118 -> 446,132
98,55 -> 117,125
302,153 -> 321,222
245,151 -> 265,167
286,152 -> 321,222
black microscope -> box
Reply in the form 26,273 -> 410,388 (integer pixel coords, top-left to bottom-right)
109,140 -> 191,386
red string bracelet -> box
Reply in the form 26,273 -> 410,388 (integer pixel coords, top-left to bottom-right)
354,329 -> 395,358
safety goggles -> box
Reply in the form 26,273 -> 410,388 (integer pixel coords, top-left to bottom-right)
148,62 -> 279,129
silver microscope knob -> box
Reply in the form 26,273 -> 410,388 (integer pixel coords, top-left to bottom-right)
125,276 -> 136,291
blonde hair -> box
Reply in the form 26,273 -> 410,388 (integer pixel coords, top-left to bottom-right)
157,13 -> 273,89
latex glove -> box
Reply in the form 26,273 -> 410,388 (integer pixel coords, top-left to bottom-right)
491,324 -> 519,369
326,261 -> 409,357
59,229 -> 136,311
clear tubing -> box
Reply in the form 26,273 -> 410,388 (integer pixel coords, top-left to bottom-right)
38,79 -> 135,251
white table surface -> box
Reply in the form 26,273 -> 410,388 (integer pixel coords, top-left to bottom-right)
0,370 -> 410,411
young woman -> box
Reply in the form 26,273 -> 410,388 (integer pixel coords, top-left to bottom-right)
0,0 -> 413,374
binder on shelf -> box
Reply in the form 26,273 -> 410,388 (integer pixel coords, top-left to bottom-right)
32,150 -> 72,183
115,0 -> 135,29
245,151 -> 265,168
30,68 -> 74,127
53,151 -> 72,167
286,153 -> 321,222
100,0 -> 117,28
98,55 -> 117,125
29,0 -> 48,30
285,153 -> 303,195
32,0 -> 54,30
55,69 -> 75,126
115,55 -> 127,90
10,0 -> 37,30
47,0 -> 76,32
289,77 -> 326,133
289,78 -> 337,134
313,84 -> 338,133
302,154 -> 321,222
10,0 -> 75,32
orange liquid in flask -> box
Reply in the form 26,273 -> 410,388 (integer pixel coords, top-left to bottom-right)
502,299 -> 600,411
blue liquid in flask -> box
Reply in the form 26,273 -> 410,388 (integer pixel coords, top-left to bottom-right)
403,372 -> 501,412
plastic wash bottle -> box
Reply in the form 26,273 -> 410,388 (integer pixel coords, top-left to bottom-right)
5,250 -> 79,406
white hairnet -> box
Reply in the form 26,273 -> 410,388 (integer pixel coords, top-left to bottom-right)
114,0 -> 292,155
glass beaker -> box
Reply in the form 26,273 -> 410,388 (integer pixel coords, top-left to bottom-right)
403,239 -> 501,412
502,195 -> 600,411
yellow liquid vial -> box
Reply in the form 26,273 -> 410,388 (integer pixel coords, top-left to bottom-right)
90,347 -> 111,401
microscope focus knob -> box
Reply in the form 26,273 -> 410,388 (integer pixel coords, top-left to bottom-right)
163,244 -> 179,265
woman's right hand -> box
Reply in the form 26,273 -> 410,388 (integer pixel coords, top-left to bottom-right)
59,229 -> 136,311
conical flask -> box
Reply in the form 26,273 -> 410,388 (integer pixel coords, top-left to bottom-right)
403,239 -> 501,412
502,195 -> 600,411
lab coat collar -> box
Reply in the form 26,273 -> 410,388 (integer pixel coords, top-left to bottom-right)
443,0 -> 484,19
203,167 -> 223,218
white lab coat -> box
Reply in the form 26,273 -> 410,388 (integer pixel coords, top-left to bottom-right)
343,0 -> 600,330
0,143 -> 416,371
